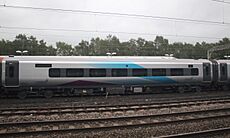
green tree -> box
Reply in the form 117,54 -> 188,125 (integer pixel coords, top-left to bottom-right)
56,42 -> 73,56
74,40 -> 90,56
0,34 -> 229,58
11,34 -> 50,56
46,45 -> 57,56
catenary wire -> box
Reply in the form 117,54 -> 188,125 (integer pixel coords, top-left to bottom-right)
0,4 -> 230,26
212,0 -> 230,4
0,25 -> 223,40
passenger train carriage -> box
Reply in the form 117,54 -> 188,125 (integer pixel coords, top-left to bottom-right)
0,56 -> 229,98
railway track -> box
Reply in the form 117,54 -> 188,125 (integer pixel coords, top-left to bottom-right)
1,91 -> 230,108
0,96 -> 230,116
158,127 -> 230,138
0,107 -> 229,137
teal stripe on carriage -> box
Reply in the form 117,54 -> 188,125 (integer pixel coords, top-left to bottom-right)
143,76 -> 176,83
105,76 -> 176,85
92,62 -> 143,68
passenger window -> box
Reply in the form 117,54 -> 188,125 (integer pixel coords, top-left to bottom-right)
66,69 -> 84,77
90,69 -> 106,77
9,66 -> 14,78
191,68 -> 199,76
49,68 -> 61,77
205,66 -> 210,76
170,69 -> 184,76
152,69 -> 166,76
112,69 -> 128,77
221,66 -> 226,75
132,69 -> 147,76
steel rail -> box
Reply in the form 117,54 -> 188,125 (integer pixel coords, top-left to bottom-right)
158,127 -> 230,138
0,107 -> 229,126
1,97 -> 230,116
0,108 -> 230,137
1,92 -> 230,109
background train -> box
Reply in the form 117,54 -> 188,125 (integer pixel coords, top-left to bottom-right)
0,56 -> 230,99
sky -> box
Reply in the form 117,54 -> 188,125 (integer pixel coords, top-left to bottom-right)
0,0 -> 230,46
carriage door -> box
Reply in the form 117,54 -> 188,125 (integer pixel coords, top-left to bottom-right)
203,63 -> 211,81
5,60 -> 19,86
220,63 -> 227,81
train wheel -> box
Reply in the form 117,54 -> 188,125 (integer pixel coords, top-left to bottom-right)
0,89 -> 6,98
222,85 -> 229,91
0,90 -> 3,98
17,91 -> 27,99
44,91 -> 53,99
178,87 -> 185,93
67,91 -> 74,96
194,87 -> 202,92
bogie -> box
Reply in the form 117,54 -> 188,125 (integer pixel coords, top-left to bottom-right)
17,91 -> 27,99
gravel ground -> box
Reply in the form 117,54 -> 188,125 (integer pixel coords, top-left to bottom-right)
1,91 -> 230,138
11,116 -> 230,138
3,108 -> 230,133
1,102 -> 230,123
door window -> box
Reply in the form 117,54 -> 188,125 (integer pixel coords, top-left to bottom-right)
9,66 -> 14,78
